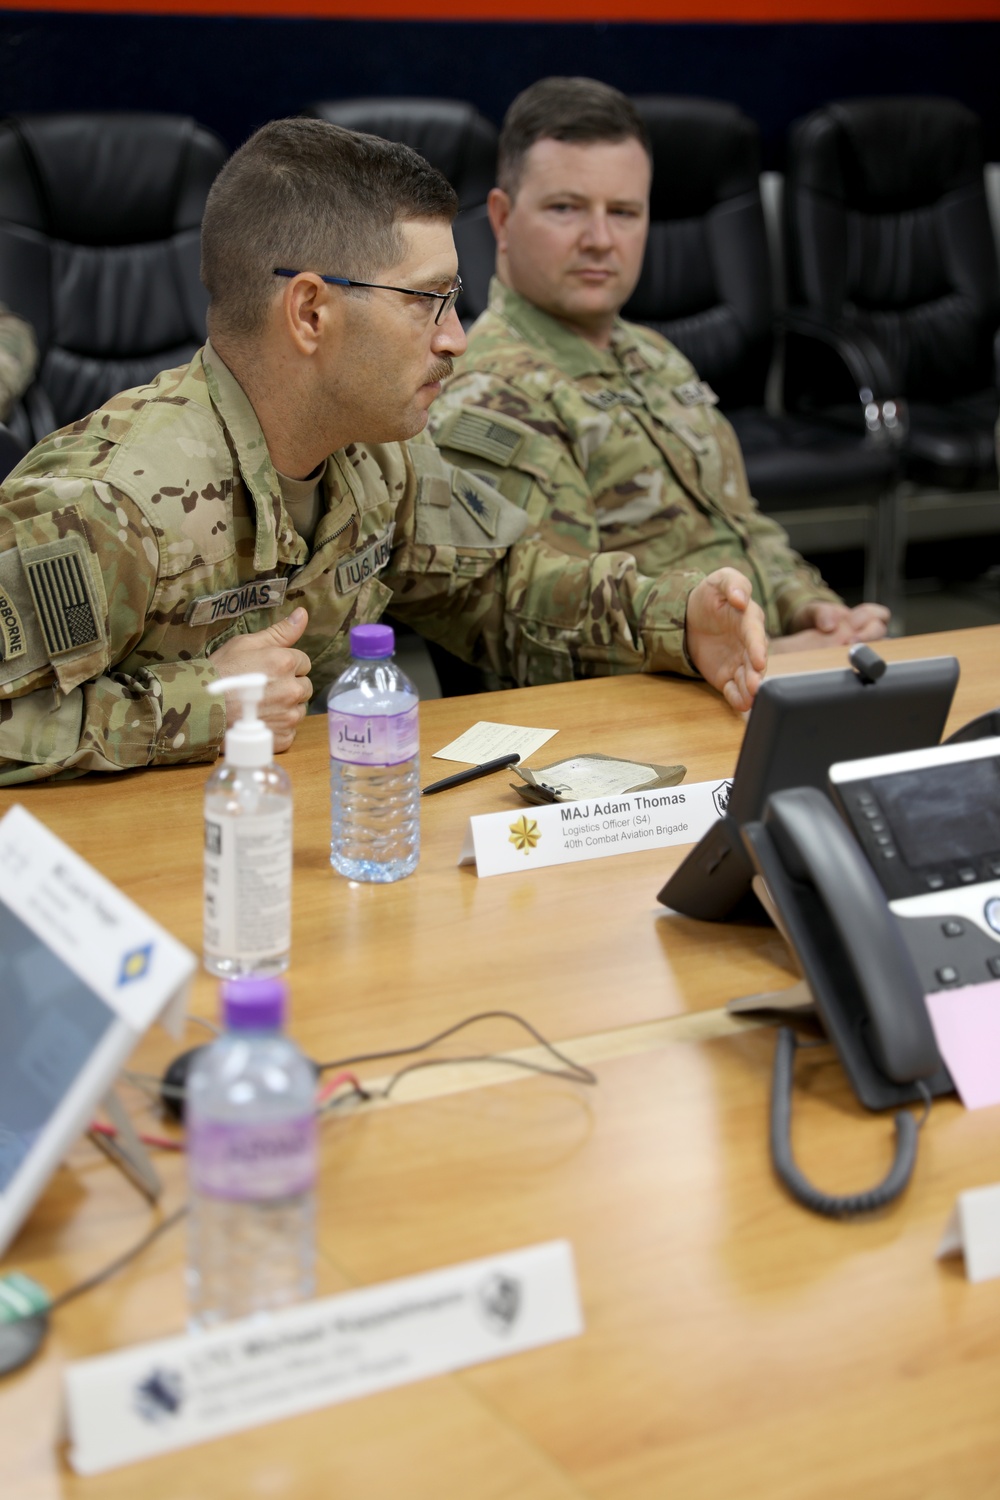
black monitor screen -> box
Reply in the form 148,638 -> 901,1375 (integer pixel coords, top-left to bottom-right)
873,756 -> 1000,869
0,902 -> 114,1192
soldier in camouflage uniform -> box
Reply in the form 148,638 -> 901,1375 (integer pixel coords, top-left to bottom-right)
430,79 -> 889,652
0,304 -> 37,424
0,118 -> 767,784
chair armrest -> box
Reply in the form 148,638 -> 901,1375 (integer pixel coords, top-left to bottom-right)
6,380 -> 57,450
781,307 -> 902,414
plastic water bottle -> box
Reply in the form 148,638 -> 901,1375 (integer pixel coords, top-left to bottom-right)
186,977 -> 317,1329
328,622 -> 420,882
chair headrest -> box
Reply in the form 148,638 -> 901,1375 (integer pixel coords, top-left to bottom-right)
0,113 -> 227,244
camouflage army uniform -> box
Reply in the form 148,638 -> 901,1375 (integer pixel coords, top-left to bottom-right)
0,342 -> 709,783
0,304 -> 37,423
430,280 -> 841,636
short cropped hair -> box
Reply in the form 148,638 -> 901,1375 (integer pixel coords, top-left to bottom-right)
201,117 -> 458,339
498,77 -> 651,198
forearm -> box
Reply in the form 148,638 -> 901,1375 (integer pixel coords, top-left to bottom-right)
742,508 -> 842,633
0,660 -> 226,784
389,531 -> 704,686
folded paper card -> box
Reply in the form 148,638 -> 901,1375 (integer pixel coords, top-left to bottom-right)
0,803 -> 195,1257
925,980 -> 1000,1110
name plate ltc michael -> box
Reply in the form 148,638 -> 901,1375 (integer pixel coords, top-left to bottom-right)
64,1240 -> 582,1475
459,778 -> 728,877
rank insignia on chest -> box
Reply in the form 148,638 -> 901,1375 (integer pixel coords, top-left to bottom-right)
671,380 -> 719,408
582,389 -> 645,412
186,576 -> 289,626
335,524 -> 395,594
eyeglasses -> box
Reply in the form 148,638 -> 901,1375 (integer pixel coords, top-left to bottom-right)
273,268 -> 463,325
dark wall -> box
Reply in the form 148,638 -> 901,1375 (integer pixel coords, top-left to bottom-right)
0,12 -> 998,168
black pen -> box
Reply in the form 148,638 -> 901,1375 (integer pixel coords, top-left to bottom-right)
422,752 -> 521,795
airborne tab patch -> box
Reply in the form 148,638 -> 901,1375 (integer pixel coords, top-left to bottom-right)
0,588 -> 25,662
334,525 -> 395,594
186,576 -> 289,627
443,410 -> 524,467
23,544 -> 102,658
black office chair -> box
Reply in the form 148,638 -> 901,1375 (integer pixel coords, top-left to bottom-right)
784,97 -> 1000,493
624,96 -> 900,602
0,112 -> 228,439
301,98 -> 497,325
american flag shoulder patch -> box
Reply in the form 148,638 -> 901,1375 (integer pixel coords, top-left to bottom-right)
22,541 -> 103,658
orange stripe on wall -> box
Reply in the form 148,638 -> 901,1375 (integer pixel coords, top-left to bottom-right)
2,0 -> 999,20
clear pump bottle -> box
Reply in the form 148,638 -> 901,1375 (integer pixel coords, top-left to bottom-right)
203,672 -> 292,977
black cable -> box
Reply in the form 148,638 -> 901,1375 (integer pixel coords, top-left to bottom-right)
367,1050 -> 596,1100
47,1205 -> 188,1312
769,1027 -> 926,1219
314,1008 -> 597,1088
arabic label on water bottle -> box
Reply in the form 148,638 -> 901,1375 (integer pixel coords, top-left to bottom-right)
327,704 -> 419,767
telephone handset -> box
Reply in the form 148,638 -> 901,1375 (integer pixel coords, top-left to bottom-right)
742,786 -> 952,1217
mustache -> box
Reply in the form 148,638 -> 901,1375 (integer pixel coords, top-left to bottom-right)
426,358 -> 454,385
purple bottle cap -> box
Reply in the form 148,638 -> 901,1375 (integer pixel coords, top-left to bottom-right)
221,977 -> 287,1031
350,623 -> 395,659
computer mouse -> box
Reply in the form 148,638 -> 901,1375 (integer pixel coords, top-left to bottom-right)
159,1045 -> 322,1122
159,1045 -> 209,1123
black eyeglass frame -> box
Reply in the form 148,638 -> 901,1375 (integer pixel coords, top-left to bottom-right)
273,268 -> 462,325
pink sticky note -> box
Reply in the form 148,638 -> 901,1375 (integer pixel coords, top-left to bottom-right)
926,981 -> 1000,1110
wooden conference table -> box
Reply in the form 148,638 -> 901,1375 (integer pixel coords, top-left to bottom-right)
3,625 -> 1000,1499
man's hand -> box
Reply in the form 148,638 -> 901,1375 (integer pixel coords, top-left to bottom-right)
210,607 -> 313,752
773,601 -> 890,654
684,569 -> 768,713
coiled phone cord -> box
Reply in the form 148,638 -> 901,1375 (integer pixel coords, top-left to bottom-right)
770,1027 -> 930,1218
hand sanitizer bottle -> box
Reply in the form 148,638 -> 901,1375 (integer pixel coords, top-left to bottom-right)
203,672 -> 292,977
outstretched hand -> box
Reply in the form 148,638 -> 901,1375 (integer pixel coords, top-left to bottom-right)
684,568 -> 768,713
210,606 -> 313,752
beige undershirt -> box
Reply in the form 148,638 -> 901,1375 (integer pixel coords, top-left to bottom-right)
276,459 -> 327,547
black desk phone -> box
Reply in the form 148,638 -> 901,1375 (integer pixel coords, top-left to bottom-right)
739,734 -> 1000,1218
658,649 -> 959,923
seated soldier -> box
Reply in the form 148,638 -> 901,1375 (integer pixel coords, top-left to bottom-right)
0,117 -> 766,784
429,77 -> 889,655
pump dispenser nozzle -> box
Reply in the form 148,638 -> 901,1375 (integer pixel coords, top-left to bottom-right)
207,672 -> 272,768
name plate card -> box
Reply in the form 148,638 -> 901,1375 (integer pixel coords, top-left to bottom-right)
459,778 -> 730,877
0,803 -> 194,1036
64,1239 -> 583,1475
938,1184 -> 1000,1283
